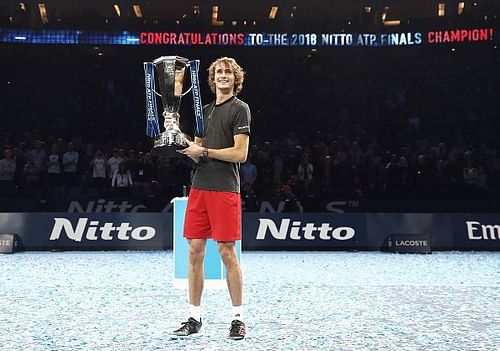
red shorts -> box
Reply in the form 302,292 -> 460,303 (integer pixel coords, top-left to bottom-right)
184,188 -> 241,241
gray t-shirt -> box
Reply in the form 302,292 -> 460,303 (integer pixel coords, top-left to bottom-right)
191,96 -> 251,193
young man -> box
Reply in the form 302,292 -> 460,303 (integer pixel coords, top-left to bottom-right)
173,57 -> 250,340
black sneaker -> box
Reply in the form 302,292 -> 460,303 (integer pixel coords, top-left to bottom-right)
172,317 -> 202,336
228,319 -> 246,340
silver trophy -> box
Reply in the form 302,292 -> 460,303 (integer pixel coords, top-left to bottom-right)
144,56 -> 204,155
152,56 -> 191,150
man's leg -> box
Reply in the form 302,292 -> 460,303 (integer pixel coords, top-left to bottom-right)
172,238 -> 206,336
188,238 -> 207,306
218,241 -> 246,340
217,241 -> 242,306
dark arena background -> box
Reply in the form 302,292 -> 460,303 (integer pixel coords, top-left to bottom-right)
0,1 -> 499,350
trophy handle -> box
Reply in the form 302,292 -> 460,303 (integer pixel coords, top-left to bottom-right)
182,85 -> 193,96
180,61 -> 199,96
181,85 -> 192,97
181,62 -> 193,97
150,61 -> 163,98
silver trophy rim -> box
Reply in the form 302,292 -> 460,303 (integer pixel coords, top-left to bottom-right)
153,56 -> 189,65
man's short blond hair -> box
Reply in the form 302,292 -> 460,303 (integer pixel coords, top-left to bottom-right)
207,57 -> 245,95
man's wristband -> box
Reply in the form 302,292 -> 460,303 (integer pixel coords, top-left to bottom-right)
201,147 -> 209,159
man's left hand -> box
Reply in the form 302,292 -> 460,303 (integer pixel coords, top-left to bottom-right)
177,139 -> 203,162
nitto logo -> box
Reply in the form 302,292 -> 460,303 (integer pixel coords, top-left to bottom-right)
256,219 -> 355,240
67,199 -> 146,213
49,218 -> 156,242
466,221 -> 500,240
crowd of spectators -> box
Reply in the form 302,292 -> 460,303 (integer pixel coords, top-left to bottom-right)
1,39 -> 499,211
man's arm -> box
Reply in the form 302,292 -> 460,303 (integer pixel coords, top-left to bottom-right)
179,134 -> 249,164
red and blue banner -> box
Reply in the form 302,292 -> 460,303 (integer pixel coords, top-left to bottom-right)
0,27 -> 495,47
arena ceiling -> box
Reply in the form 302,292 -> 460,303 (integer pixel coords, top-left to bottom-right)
1,0 -> 499,25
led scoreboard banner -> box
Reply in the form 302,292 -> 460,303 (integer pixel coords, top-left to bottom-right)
0,28 -> 495,47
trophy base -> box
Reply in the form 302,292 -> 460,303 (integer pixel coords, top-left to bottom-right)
152,143 -> 186,159
152,130 -> 188,158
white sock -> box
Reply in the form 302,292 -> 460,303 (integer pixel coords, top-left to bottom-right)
189,304 -> 201,322
232,305 -> 243,322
